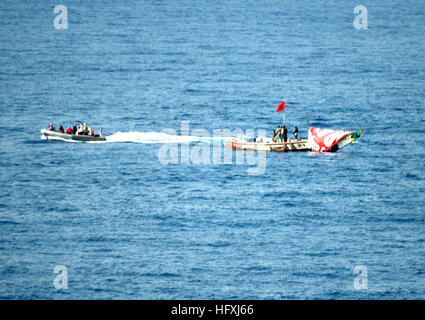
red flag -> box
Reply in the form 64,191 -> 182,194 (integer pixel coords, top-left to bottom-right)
277,100 -> 285,112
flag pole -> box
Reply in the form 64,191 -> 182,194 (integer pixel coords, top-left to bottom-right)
277,98 -> 286,130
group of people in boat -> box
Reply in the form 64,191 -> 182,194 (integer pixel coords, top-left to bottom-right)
273,125 -> 299,143
48,122 -> 102,137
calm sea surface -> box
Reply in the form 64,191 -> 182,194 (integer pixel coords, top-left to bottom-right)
0,0 -> 425,299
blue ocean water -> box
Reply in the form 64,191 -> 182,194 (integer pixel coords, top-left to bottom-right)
1,0 -> 425,299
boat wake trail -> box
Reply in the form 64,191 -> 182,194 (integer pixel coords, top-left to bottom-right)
105,131 -> 231,144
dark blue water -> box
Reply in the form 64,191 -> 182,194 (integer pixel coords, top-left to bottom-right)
1,0 -> 425,299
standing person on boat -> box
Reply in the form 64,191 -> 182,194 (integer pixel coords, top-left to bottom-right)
283,126 -> 288,142
292,126 -> 299,140
99,129 -> 103,137
273,126 -> 282,142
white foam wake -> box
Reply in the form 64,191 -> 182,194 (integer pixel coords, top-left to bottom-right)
105,131 -> 231,144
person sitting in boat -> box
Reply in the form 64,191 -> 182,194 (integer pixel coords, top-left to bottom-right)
48,123 -> 55,131
72,122 -> 78,134
77,124 -> 83,135
59,125 -> 65,133
67,126 -> 72,134
83,123 -> 89,135
292,126 -> 299,140
99,129 -> 103,137
89,128 -> 94,136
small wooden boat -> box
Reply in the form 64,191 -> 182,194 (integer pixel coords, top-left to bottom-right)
224,127 -> 363,152
224,137 -> 310,152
